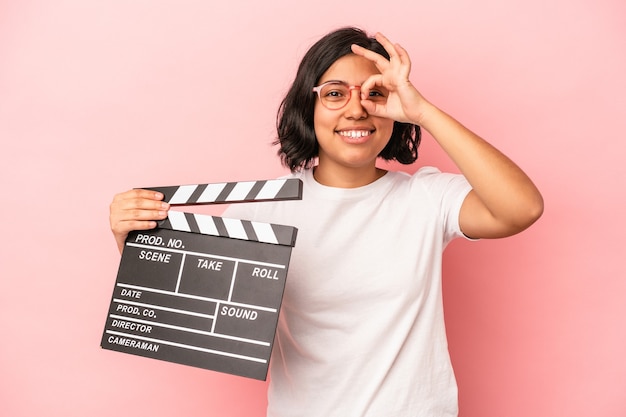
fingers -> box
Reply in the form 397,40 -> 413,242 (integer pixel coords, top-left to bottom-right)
352,33 -> 412,82
111,188 -> 166,207
373,32 -> 411,64
359,73 -> 384,96
110,189 -> 170,250
110,189 -> 169,223
372,32 -> 398,59
351,43 -> 388,70
359,99 -> 383,118
358,73 -> 388,117
352,32 -> 408,62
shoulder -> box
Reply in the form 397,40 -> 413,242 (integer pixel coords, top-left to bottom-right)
382,166 -> 464,190
385,167 -> 471,216
409,166 -> 470,194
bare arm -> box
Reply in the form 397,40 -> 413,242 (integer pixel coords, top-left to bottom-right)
418,104 -> 543,238
352,33 -> 543,238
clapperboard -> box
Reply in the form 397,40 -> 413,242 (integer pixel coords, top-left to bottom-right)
101,178 -> 302,380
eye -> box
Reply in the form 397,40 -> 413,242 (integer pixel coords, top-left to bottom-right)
326,90 -> 345,98
321,84 -> 349,101
367,89 -> 388,102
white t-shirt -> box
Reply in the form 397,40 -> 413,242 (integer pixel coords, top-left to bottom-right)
224,167 -> 472,417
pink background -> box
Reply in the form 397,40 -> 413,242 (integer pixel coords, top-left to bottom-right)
1,1 -> 625,416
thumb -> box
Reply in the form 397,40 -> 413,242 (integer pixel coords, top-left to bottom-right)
361,99 -> 384,117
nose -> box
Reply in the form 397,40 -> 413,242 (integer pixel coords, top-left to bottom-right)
343,86 -> 367,119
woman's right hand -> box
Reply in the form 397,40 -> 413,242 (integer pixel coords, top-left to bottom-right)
109,189 -> 170,254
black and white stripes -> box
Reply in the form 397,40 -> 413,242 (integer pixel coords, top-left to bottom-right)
144,178 -> 302,247
159,212 -> 298,247
147,178 -> 302,206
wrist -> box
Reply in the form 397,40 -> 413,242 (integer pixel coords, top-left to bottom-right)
412,101 -> 443,130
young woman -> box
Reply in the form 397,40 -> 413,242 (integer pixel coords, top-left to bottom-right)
110,27 -> 543,417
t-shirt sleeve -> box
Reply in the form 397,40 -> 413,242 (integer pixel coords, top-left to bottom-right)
413,167 -> 473,244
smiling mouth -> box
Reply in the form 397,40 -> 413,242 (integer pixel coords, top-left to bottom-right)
336,129 -> 374,138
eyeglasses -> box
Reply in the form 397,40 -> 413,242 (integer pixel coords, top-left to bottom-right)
312,81 -> 388,110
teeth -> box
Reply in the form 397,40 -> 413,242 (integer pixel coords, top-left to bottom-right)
338,130 -> 371,138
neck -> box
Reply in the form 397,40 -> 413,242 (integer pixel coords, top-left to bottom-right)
313,163 -> 386,188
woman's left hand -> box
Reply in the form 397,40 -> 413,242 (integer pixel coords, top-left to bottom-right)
351,32 -> 430,125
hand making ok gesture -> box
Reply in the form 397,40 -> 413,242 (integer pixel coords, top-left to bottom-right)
351,32 -> 430,125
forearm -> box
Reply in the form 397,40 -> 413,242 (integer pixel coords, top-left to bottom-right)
417,103 -> 544,232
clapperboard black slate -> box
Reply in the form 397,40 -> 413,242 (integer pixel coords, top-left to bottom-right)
101,178 -> 302,380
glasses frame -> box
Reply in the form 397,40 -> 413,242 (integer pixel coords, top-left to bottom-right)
312,81 -> 363,110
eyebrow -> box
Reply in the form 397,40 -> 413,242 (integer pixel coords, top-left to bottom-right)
319,79 -> 347,85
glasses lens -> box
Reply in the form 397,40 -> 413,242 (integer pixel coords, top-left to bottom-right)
315,82 -> 388,109
320,82 -> 351,109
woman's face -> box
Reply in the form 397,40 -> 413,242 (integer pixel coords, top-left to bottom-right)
313,54 -> 394,182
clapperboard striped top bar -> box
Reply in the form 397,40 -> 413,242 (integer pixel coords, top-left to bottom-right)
145,178 -> 302,247
158,212 -> 298,247
146,178 -> 302,206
